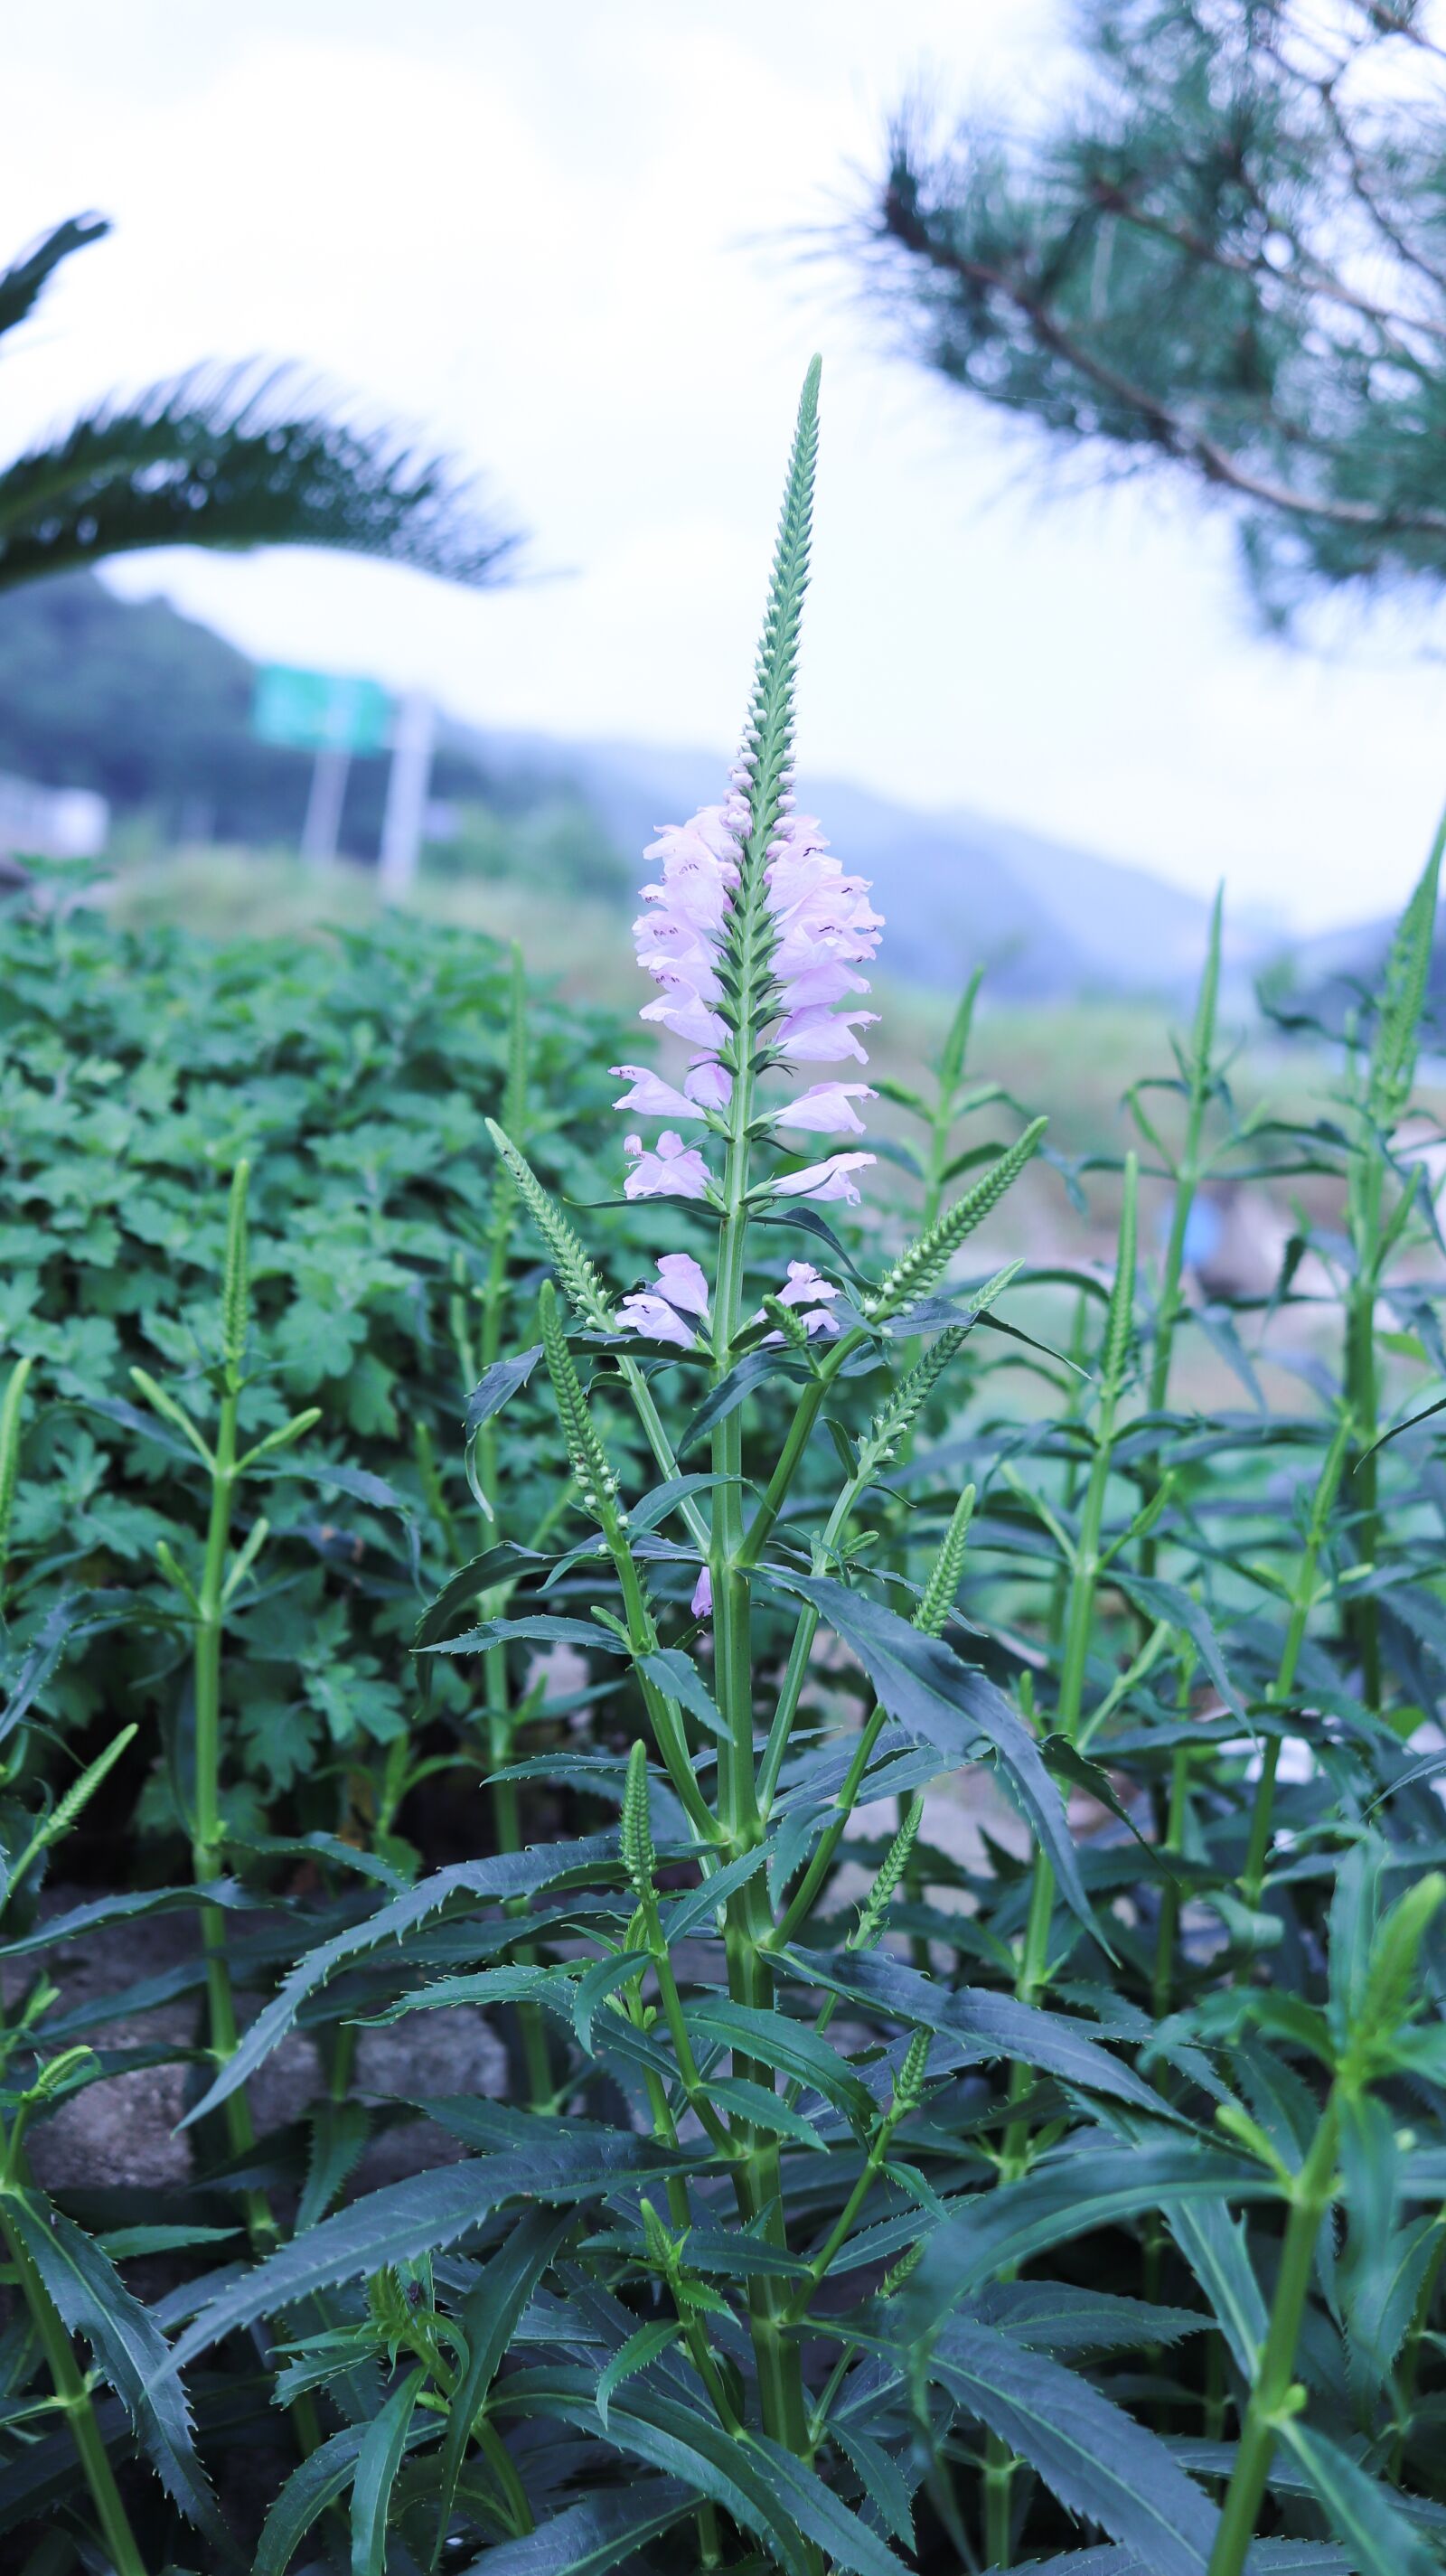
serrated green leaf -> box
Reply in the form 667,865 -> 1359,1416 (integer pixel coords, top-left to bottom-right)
433,2208 -> 575,2562
783,1948 -> 1162,2111
181,1832 -> 616,2129
4,2189 -> 228,2550
165,2138 -> 672,2373
774,1572 -> 1093,1931
596,2322 -> 682,2431
455,2477 -> 693,2573
932,2318 -> 1218,2575
1280,2420 -> 1444,2576
352,2366 -> 424,2576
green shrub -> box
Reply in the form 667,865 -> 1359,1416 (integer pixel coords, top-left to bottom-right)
1,368 -> 1445,2576
0,899 -> 642,1839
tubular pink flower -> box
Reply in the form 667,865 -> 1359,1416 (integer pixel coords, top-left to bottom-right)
624,788 -> 884,1158
690,1567 -> 713,1619
623,1130 -> 713,1201
754,1259 -> 841,1341
617,1291 -> 696,1349
639,982 -> 729,1050
775,1007 -> 879,1065
633,917 -> 725,1000
684,1058 -> 732,1111
617,1253 -> 711,1349
771,1152 -> 876,1206
779,959 -> 871,1011
655,1253 -> 710,1317
774,1083 -> 876,1135
778,1260 -> 838,1311
612,1065 -> 704,1121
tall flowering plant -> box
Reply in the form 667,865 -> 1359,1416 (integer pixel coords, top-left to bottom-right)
139,361 -> 1446,2576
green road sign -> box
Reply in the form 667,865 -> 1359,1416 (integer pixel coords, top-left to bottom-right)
251,664 -> 393,755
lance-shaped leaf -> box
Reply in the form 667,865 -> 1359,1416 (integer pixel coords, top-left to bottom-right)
1280,2421 -> 1444,2576
5,2190 -> 227,2549
930,2317 -> 1219,2576
904,2132 -> 1272,2326
782,1947 -> 1164,2112
775,1572 -> 1092,1928
181,1833 -> 617,2128
352,2367 -> 426,2576
458,2478 -> 695,2573
164,2136 -> 679,2374
254,2418 -> 436,2576
431,2207 -> 575,2556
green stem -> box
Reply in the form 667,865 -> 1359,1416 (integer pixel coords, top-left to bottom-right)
983,2437 -> 1017,2569
1145,889 -> 1221,1432
1152,1744 -> 1191,2026
1345,1258 -> 1382,1710
1242,1417 -> 1350,1907
1206,2097 -> 1340,2576
192,1383 -> 276,2253
0,2203 -> 149,2576
783,2111 -> 902,2325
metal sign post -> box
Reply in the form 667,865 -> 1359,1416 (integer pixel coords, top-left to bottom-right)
300,744 -> 351,862
378,692 -> 437,900
252,666 -> 393,864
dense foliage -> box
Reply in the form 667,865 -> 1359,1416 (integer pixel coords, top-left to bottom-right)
858,1 -> 1446,622
1,364 -> 1445,2576
0,214 -> 518,596
0,898 -> 649,1859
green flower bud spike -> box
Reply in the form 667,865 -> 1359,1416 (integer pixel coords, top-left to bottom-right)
865,1119 -> 1046,1323
538,1279 -> 625,1532
0,1353 -> 34,1604
851,1793 -> 925,1953
915,1485 -> 977,1641
487,1121 -> 614,1331
221,1158 -> 250,1382
621,1739 -> 657,1904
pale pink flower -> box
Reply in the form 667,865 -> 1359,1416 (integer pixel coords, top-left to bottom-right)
618,1252 -> 711,1348
779,959 -> 871,1011
623,1131 -> 713,1201
624,790 -> 882,1154
639,982 -> 729,1050
660,804 -> 742,865
612,1065 -> 703,1121
778,1260 -> 839,1312
774,1083 -> 876,1135
633,915 -> 725,999
617,1291 -> 696,1349
655,1253 -> 710,1317
771,1152 -> 876,1206
775,1007 -> 879,1065
754,1259 -> 841,1340
684,1058 -> 732,1112
690,1567 -> 713,1619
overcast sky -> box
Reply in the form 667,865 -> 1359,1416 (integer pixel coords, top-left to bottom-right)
5,0 -> 1445,931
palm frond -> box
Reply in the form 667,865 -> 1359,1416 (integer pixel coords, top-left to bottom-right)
0,213 -> 108,344
0,363 -> 521,592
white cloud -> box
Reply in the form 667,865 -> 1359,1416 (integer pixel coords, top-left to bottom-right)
0,0 -> 1440,928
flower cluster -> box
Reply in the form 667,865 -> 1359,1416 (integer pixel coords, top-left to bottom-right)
612,784 -> 884,1204
616,1255 -> 840,1352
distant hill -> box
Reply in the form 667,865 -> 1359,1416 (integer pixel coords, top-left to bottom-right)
454,725 -> 1262,1000
0,571 -> 1267,996
0,573 -> 490,852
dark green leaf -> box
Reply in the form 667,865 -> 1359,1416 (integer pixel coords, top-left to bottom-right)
454,2479 -> 694,2574
352,2367 -> 425,2576
772,1573 -> 1092,1930
932,2317 -> 1218,2575
5,2189 -> 228,2550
